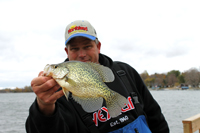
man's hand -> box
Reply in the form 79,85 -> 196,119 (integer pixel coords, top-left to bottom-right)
31,71 -> 64,116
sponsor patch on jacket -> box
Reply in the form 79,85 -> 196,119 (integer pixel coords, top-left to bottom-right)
93,96 -> 135,127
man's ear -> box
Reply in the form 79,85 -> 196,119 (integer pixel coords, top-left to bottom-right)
64,47 -> 68,55
97,41 -> 101,53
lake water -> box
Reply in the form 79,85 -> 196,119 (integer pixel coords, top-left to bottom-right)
0,90 -> 200,133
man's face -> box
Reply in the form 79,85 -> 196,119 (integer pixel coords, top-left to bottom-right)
65,37 -> 101,64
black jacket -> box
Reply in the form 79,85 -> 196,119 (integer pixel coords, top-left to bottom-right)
26,54 -> 169,133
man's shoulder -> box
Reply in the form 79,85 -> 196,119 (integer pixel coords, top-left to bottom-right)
113,61 -> 133,70
113,61 -> 129,66
112,61 -> 140,77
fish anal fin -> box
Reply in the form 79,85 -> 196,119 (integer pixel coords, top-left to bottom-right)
72,94 -> 103,112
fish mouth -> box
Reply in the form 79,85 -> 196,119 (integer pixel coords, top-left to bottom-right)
43,64 -> 68,79
43,64 -> 52,76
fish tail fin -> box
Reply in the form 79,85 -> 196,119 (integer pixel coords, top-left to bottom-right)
106,92 -> 128,117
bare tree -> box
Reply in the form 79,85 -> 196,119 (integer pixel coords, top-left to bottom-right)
166,73 -> 178,87
184,68 -> 200,87
152,73 -> 166,87
140,70 -> 149,82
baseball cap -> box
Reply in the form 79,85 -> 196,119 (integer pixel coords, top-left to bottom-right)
65,20 -> 97,45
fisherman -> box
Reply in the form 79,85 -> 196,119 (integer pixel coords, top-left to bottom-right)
26,20 -> 169,133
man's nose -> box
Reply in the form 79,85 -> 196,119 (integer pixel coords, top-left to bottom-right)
78,49 -> 86,57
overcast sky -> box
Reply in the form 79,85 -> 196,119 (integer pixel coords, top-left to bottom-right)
0,0 -> 200,89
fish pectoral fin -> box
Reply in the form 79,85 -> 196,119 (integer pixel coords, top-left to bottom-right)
62,87 -> 69,100
106,92 -> 128,118
87,62 -> 114,82
72,94 -> 103,112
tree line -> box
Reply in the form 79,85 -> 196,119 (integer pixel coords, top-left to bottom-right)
140,67 -> 200,89
0,86 -> 33,93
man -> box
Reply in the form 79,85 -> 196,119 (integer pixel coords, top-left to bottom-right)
26,20 -> 169,133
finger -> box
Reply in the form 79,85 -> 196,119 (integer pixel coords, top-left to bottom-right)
52,84 -> 61,92
47,84 -> 61,96
31,76 -> 52,87
39,89 -> 64,105
38,71 -> 44,76
47,89 -> 64,103
41,78 -> 58,92
33,78 -> 58,95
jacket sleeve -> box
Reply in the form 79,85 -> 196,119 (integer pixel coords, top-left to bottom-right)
25,99 -> 70,133
135,76 -> 169,133
119,62 -> 169,133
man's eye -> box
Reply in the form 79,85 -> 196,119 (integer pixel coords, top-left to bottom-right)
85,45 -> 92,49
71,48 -> 78,51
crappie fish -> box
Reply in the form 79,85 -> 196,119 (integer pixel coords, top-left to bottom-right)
43,61 -> 128,117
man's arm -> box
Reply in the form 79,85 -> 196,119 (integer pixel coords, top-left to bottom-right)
134,70 -> 169,133
26,71 -> 67,133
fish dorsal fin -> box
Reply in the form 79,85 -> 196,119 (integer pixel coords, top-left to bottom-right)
86,62 -> 115,82
72,94 -> 103,112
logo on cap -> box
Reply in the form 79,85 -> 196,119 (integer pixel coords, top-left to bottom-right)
68,25 -> 88,35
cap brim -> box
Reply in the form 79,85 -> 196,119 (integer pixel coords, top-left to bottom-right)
65,33 -> 96,45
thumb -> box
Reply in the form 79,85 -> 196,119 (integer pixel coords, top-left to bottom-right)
38,71 -> 44,77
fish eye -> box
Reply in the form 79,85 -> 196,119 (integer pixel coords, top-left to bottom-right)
54,65 -> 58,68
